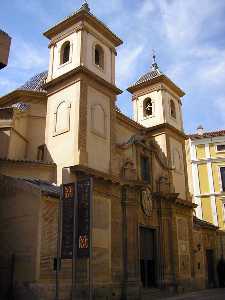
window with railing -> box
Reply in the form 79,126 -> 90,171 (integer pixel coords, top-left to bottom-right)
217,144 -> 225,152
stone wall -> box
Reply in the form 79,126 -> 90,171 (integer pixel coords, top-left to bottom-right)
0,175 -> 40,299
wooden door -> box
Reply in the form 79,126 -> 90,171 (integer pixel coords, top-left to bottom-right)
140,227 -> 157,288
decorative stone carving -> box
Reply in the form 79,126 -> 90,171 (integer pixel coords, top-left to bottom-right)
122,159 -> 136,181
141,188 -> 153,217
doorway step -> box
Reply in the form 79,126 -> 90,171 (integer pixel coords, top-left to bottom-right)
141,288 -> 174,300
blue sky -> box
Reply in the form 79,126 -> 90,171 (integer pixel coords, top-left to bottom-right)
1,0 -> 225,133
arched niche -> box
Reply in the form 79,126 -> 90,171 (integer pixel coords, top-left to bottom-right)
54,101 -> 71,135
172,148 -> 183,172
91,104 -> 106,138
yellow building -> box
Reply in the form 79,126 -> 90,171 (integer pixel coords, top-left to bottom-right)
186,127 -> 225,228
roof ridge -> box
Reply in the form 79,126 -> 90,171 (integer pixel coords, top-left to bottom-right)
188,128 -> 225,139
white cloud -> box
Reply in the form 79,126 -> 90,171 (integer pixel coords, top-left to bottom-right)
214,97 -> 225,127
0,78 -> 17,90
200,58 -> 225,86
10,39 -> 48,71
0,78 -> 19,96
116,45 -> 144,87
137,0 -> 156,19
158,0 -> 223,47
14,0 -> 55,26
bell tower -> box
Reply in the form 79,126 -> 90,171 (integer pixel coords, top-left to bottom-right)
43,2 -> 123,182
128,53 -> 185,132
128,54 -> 190,202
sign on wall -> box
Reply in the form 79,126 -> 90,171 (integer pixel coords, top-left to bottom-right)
77,178 -> 92,258
61,183 -> 76,259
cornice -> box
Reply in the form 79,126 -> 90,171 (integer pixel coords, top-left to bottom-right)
116,110 -> 144,130
127,74 -> 185,97
0,158 -> 56,168
43,9 -> 123,47
191,157 -> 225,164
44,65 -> 123,95
131,83 -> 162,100
48,23 -> 83,48
0,90 -> 47,107
70,164 -> 120,184
48,22 -> 118,54
146,123 -> 187,139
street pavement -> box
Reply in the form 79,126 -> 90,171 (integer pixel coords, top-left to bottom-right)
160,288 -> 225,300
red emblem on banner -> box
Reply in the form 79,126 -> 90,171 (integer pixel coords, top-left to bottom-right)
79,235 -> 89,249
64,185 -> 74,199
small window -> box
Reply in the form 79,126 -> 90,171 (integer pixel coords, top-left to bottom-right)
37,144 -> 45,161
217,144 -> 225,152
94,44 -> 104,69
60,41 -> 70,65
143,98 -> 153,117
220,167 -> 225,192
170,100 -> 176,119
140,156 -> 150,182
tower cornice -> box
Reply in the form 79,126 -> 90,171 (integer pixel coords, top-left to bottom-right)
127,73 -> 185,97
44,65 -> 122,95
43,7 -> 123,47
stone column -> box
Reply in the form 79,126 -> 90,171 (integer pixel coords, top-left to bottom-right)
121,186 -> 140,300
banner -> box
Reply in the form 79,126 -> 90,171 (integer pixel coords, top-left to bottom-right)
61,183 -> 75,259
77,178 -> 92,258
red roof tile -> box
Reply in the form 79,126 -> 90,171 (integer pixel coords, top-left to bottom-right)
188,129 -> 225,140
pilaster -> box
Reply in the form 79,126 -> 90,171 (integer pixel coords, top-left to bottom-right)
121,186 -> 141,300
78,80 -> 88,165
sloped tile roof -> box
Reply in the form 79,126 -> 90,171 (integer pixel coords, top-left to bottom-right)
193,216 -> 218,230
23,178 -> 60,198
134,69 -> 162,86
0,158 -> 55,166
18,71 -> 48,92
0,29 -> 10,37
189,129 -> 225,140
44,3 -> 122,46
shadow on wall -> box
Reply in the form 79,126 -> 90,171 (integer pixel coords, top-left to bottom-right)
0,175 -> 41,300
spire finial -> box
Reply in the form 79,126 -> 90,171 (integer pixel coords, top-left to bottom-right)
81,0 -> 90,12
151,49 -> 159,71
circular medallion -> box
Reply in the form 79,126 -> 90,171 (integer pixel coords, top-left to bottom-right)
141,188 -> 153,217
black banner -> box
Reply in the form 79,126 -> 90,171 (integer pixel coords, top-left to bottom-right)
77,178 -> 92,258
61,183 -> 75,259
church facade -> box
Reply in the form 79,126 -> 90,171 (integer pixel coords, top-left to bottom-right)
0,3 -> 224,300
